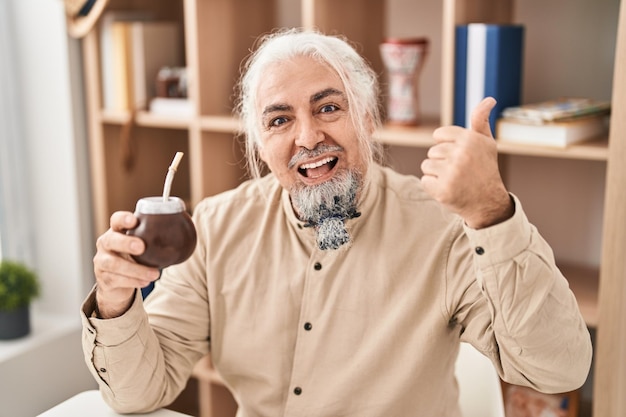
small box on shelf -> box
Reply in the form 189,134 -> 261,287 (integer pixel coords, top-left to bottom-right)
149,97 -> 194,118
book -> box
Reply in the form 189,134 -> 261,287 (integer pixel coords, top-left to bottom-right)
101,11 -> 172,111
501,98 -> 611,124
130,21 -> 183,110
454,24 -> 524,135
99,11 -> 150,111
101,19 -> 182,112
496,114 -> 609,147
149,97 -> 194,117
108,21 -> 135,111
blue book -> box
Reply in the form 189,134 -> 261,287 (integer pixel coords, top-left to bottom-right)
454,24 -> 524,135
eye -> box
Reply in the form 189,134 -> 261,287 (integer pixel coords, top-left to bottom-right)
269,116 -> 289,128
319,104 -> 338,114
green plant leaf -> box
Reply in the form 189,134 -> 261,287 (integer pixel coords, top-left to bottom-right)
0,260 -> 40,311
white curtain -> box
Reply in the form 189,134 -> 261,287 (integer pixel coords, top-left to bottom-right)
0,0 -> 35,264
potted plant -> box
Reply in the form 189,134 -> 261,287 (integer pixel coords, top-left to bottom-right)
0,259 -> 40,340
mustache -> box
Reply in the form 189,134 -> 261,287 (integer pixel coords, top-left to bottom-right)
288,144 -> 344,169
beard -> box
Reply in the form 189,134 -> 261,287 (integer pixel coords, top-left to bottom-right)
290,167 -> 362,251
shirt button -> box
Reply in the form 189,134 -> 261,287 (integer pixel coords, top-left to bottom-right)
314,262 -> 322,271
99,368 -> 107,373
304,322 -> 312,331
294,387 -> 302,395
475,246 -> 485,255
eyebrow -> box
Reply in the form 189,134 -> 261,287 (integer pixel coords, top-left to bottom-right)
310,87 -> 345,104
261,87 -> 346,116
262,103 -> 292,116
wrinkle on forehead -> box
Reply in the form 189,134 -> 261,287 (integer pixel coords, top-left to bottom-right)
256,56 -> 344,108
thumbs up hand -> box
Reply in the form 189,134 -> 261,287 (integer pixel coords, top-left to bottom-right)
420,97 -> 514,229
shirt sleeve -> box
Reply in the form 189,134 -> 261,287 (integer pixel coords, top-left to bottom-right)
80,204 -> 212,413
80,279 -> 208,413
447,194 -> 593,393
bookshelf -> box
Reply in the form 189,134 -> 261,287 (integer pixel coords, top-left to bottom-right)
78,0 -> 626,416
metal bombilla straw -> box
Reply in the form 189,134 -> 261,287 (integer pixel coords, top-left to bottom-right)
162,152 -> 184,202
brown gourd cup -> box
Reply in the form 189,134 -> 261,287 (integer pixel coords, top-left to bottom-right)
127,196 -> 197,269
126,152 -> 196,269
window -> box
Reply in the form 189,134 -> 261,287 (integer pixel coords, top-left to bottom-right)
0,0 -> 34,264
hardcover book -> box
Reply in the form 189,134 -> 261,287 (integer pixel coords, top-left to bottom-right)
501,98 -> 611,124
496,114 -> 609,147
454,24 -> 524,135
110,21 -> 134,111
99,11 -> 151,111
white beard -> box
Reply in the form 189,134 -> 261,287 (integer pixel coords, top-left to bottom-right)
290,170 -> 361,251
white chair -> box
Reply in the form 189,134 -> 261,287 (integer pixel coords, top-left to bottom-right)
455,343 -> 506,417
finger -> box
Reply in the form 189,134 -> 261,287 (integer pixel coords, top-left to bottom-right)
426,141 -> 454,159
96,228 -> 146,257
110,211 -> 138,232
470,97 -> 497,138
419,173 -> 436,193
419,172 -> 448,204
96,265 -> 156,290
94,251 -> 159,286
432,125 -> 465,144
420,157 -> 445,178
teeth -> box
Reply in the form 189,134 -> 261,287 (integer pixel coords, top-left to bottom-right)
300,157 -> 335,170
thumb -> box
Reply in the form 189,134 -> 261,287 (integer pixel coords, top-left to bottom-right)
470,97 -> 497,137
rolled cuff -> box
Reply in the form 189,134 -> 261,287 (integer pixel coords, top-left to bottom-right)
80,286 -> 145,346
462,194 -> 532,268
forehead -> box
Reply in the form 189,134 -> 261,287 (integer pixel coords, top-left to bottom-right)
256,55 -> 345,107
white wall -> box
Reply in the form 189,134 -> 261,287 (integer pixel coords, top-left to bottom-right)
0,318 -> 96,417
515,0 -> 618,103
0,0 -> 97,415
9,0 -> 94,316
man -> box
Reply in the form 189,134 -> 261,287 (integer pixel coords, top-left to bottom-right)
82,29 -> 592,416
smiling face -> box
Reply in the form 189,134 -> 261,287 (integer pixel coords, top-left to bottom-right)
256,55 -> 369,201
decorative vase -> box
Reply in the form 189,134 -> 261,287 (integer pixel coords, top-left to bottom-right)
380,37 -> 429,125
0,305 -> 31,340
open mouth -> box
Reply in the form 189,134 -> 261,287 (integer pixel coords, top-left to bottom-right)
298,156 -> 338,178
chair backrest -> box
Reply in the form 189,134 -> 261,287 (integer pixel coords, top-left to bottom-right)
454,343 -> 506,417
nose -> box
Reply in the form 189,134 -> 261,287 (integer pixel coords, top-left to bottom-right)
294,116 -> 324,150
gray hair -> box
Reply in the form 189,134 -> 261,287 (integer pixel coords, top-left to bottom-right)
234,28 -> 383,179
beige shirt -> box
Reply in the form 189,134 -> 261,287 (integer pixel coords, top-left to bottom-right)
81,164 -> 592,416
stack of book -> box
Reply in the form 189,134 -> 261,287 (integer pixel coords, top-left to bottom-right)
496,98 -> 611,147
99,12 -> 187,114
